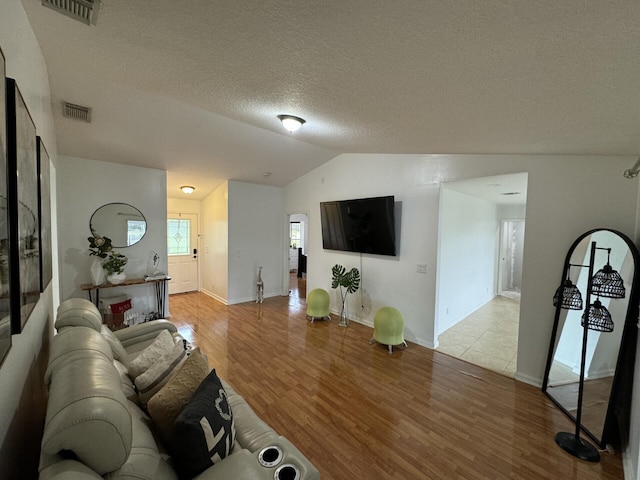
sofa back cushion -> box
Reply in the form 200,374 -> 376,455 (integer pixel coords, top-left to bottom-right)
44,326 -> 113,385
55,298 -> 102,332
41,330 -> 132,475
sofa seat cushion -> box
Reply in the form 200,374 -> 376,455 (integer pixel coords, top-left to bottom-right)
104,401 -> 178,480
147,347 -> 210,441
170,370 -> 236,479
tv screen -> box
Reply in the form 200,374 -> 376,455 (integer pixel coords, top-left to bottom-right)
320,195 -> 396,256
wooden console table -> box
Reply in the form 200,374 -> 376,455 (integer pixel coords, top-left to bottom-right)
80,276 -> 171,318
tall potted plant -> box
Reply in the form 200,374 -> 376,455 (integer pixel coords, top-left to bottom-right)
331,264 -> 361,326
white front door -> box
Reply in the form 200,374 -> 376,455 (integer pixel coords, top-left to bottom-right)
167,213 -> 199,294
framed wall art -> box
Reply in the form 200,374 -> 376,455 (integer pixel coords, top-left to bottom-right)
37,137 -> 52,292
0,48 -> 10,363
6,77 -> 40,334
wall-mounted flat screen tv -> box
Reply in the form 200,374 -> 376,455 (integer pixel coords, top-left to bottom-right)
320,195 -> 396,256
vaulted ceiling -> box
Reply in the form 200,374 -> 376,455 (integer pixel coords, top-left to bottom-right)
21,1 -> 640,199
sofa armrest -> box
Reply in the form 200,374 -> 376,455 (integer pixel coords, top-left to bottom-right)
193,450 -> 268,480
39,459 -> 103,480
114,320 -> 177,349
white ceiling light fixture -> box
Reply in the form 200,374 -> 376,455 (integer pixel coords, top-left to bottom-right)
180,185 -> 195,194
277,114 -> 305,133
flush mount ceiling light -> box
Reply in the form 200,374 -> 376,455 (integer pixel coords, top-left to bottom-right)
277,114 -> 305,133
180,186 -> 195,194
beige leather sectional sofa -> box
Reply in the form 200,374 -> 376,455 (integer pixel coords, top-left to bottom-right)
38,298 -> 319,480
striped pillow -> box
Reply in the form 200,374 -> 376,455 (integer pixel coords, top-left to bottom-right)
135,342 -> 187,406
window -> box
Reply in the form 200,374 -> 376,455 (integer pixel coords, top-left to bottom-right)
167,218 -> 190,255
127,220 -> 146,246
290,222 -> 301,249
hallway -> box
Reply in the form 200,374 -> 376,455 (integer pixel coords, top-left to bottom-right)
437,296 -> 520,377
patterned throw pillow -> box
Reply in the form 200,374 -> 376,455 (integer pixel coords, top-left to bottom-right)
170,370 -> 236,479
135,342 -> 187,406
127,329 -> 174,379
147,347 -> 210,441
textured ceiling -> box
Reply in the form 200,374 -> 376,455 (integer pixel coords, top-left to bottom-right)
20,0 -> 640,199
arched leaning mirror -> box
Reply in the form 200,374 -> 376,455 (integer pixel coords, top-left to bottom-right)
90,203 -> 146,248
542,229 -> 639,450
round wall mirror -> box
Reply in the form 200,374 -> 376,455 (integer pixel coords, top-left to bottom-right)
90,203 -> 147,248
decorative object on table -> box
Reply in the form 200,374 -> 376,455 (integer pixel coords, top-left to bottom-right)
36,136 -> 52,292
256,266 -> 263,303
88,233 -> 112,285
103,251 -> 128,284
543,229 -> 640,462
0,47 -> 10,364
306,288 -> 330,323
6,77 -> 40,334
330,264 -> 360,326
146,250 -> 161,276
369,306 -> 407,354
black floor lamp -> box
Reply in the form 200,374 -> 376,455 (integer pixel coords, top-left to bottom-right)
552,241 -> 625,462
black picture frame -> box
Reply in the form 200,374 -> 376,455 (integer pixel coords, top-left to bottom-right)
0,48 -> 10,363
6,77 -> 40,334
37,137 -> 51,292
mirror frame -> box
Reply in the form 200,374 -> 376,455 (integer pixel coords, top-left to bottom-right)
542,228 -> 639,447
89,202 -> 147,248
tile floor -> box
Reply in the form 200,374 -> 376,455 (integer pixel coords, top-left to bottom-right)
436,295 -> 520,377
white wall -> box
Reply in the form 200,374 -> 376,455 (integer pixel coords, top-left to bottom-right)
227,181 -> 284,304
283,153 -> 638,387
201,182 -> 228,302
0,0 -> 58,447
436,188 -> 499,336
57,157 -> 167,313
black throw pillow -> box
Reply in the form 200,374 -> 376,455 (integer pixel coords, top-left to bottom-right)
170,369 -> 236,479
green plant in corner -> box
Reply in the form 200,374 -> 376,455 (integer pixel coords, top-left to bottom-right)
331,264 -> 361,326
103,251 -> 128,275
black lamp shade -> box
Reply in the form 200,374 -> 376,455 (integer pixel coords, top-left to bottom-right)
591,263 -> 626,299
581,300 -> 614,333
553,280 -> 583,310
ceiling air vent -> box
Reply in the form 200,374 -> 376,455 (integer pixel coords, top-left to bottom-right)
42,0 -> 101,26
63,102 -> 92,123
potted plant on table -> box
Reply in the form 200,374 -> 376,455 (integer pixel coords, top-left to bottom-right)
88,234 -> 112,285
103,251 -> 128,284
331,264 -> 361,326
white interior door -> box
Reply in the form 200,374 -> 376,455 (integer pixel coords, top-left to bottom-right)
167,213 -> 199,294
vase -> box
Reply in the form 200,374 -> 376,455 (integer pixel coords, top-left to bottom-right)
107,272 -> 126,285
339,302 -> 349,327
90,257 -> 106,285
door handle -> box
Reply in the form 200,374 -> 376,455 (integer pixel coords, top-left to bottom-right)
193,248 -> 197,259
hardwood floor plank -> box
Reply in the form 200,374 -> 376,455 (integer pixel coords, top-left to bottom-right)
168,292 -> 624,479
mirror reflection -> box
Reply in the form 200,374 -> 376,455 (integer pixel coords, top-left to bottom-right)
90,203 -> 146,248
544,229 -> 636,446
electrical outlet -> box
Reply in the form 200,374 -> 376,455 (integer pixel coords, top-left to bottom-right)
416,264 -> 427,273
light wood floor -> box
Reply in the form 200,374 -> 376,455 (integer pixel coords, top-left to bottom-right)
168,292 -> 624,480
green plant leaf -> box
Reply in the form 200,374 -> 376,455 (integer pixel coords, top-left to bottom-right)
331,264 -> 346,289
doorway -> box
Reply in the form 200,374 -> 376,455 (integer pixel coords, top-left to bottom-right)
435,172 -> 527,378
498,219 -> 525,300
167,212 -> 199,294
287,213 -> 308,299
